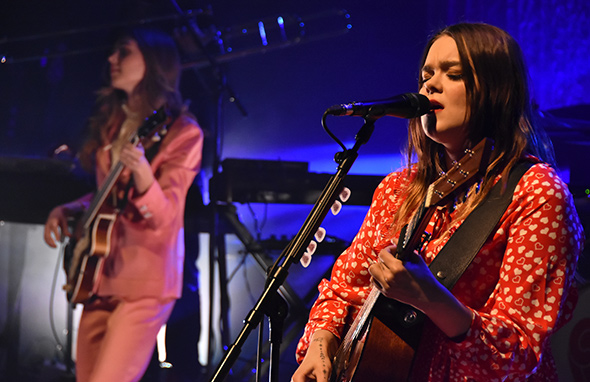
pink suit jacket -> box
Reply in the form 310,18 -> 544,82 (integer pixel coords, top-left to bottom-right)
78,114 -> 203,301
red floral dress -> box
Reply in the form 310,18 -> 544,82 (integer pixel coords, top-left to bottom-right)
296,161 -> 584,381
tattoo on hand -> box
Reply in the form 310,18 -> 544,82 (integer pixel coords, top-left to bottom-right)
313,337 -> 328,376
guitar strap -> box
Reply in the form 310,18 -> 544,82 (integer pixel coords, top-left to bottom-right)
428,161 -> 534,291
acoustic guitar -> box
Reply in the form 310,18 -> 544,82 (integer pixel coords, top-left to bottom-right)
62,107 -> 168,304
330,138 -> 493,382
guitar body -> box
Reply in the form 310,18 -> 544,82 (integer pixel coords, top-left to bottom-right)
330,138 -> 494,382
63,207 -> 117,304
331,296 -> 424,382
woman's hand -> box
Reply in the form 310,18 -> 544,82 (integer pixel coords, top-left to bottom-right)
368,245 -> 438,307
119,142 -> 155,195
291,330 -> 338,382
43,202 -> 83,248
368,245 -> 473,339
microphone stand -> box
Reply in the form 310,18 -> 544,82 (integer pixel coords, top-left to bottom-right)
209,116 -> 377,382
256,290 -> 288,382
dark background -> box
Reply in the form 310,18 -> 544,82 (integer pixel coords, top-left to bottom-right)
2,0 -> 589,236
1,1 -> 589,381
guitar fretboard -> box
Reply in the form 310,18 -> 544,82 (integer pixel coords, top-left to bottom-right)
82,161 -> 125,230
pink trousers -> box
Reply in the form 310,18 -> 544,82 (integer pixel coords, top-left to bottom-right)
75,296 -> 175,382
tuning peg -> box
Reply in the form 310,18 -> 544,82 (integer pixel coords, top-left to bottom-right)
339,187 -> 351,202
331,200 -> 342,215
151,132 -> 161,142
314,227 -> 326,242
160,127 -> 168,135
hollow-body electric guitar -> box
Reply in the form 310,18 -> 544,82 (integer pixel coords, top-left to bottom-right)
330,138 -> 493,382
62,107 -> 168,304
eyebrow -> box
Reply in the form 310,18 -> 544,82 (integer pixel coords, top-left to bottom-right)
114,37 -> 134,47
422,60 -> 462,72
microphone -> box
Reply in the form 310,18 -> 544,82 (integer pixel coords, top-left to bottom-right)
326,92 -> 432,119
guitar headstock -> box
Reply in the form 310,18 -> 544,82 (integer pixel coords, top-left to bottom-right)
397,138 -> 493,260
425,137 -> 493,208
135,106 -> 169,142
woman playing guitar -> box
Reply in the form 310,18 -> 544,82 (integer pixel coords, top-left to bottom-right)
43,28 -> 203,382
292,23 -> 584,382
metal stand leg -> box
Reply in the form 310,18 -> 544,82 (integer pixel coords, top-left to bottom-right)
215,203 -> 309,381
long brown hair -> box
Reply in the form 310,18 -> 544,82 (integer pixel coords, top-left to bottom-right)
79,27 -> 183,171
390,23 -> 555,237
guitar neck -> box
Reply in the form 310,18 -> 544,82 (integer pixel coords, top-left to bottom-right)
341,286 -> 381,344
82,161 -> 125,229
337,201 -> 432,355
396,201 -> 436,261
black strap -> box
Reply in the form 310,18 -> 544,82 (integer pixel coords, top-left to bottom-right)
428,161 -> 534,290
